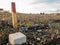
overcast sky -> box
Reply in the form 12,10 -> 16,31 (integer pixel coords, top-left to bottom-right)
0,0 -> 60,13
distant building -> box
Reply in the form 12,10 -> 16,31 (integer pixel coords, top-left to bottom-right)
0,8 -> 4,12
0,8 -> 4,15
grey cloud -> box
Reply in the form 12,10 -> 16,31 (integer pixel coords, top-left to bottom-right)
31,0 -> 60,4
31,0 -> 47,4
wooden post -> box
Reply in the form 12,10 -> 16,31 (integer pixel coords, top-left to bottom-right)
11,2 -> 17,29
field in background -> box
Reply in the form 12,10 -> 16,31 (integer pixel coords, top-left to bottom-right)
0,12 -> 60,24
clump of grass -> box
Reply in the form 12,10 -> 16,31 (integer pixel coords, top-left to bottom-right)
40,19 -> 46,24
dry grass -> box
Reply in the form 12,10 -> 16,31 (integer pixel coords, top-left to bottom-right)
0,13 -> 60,24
